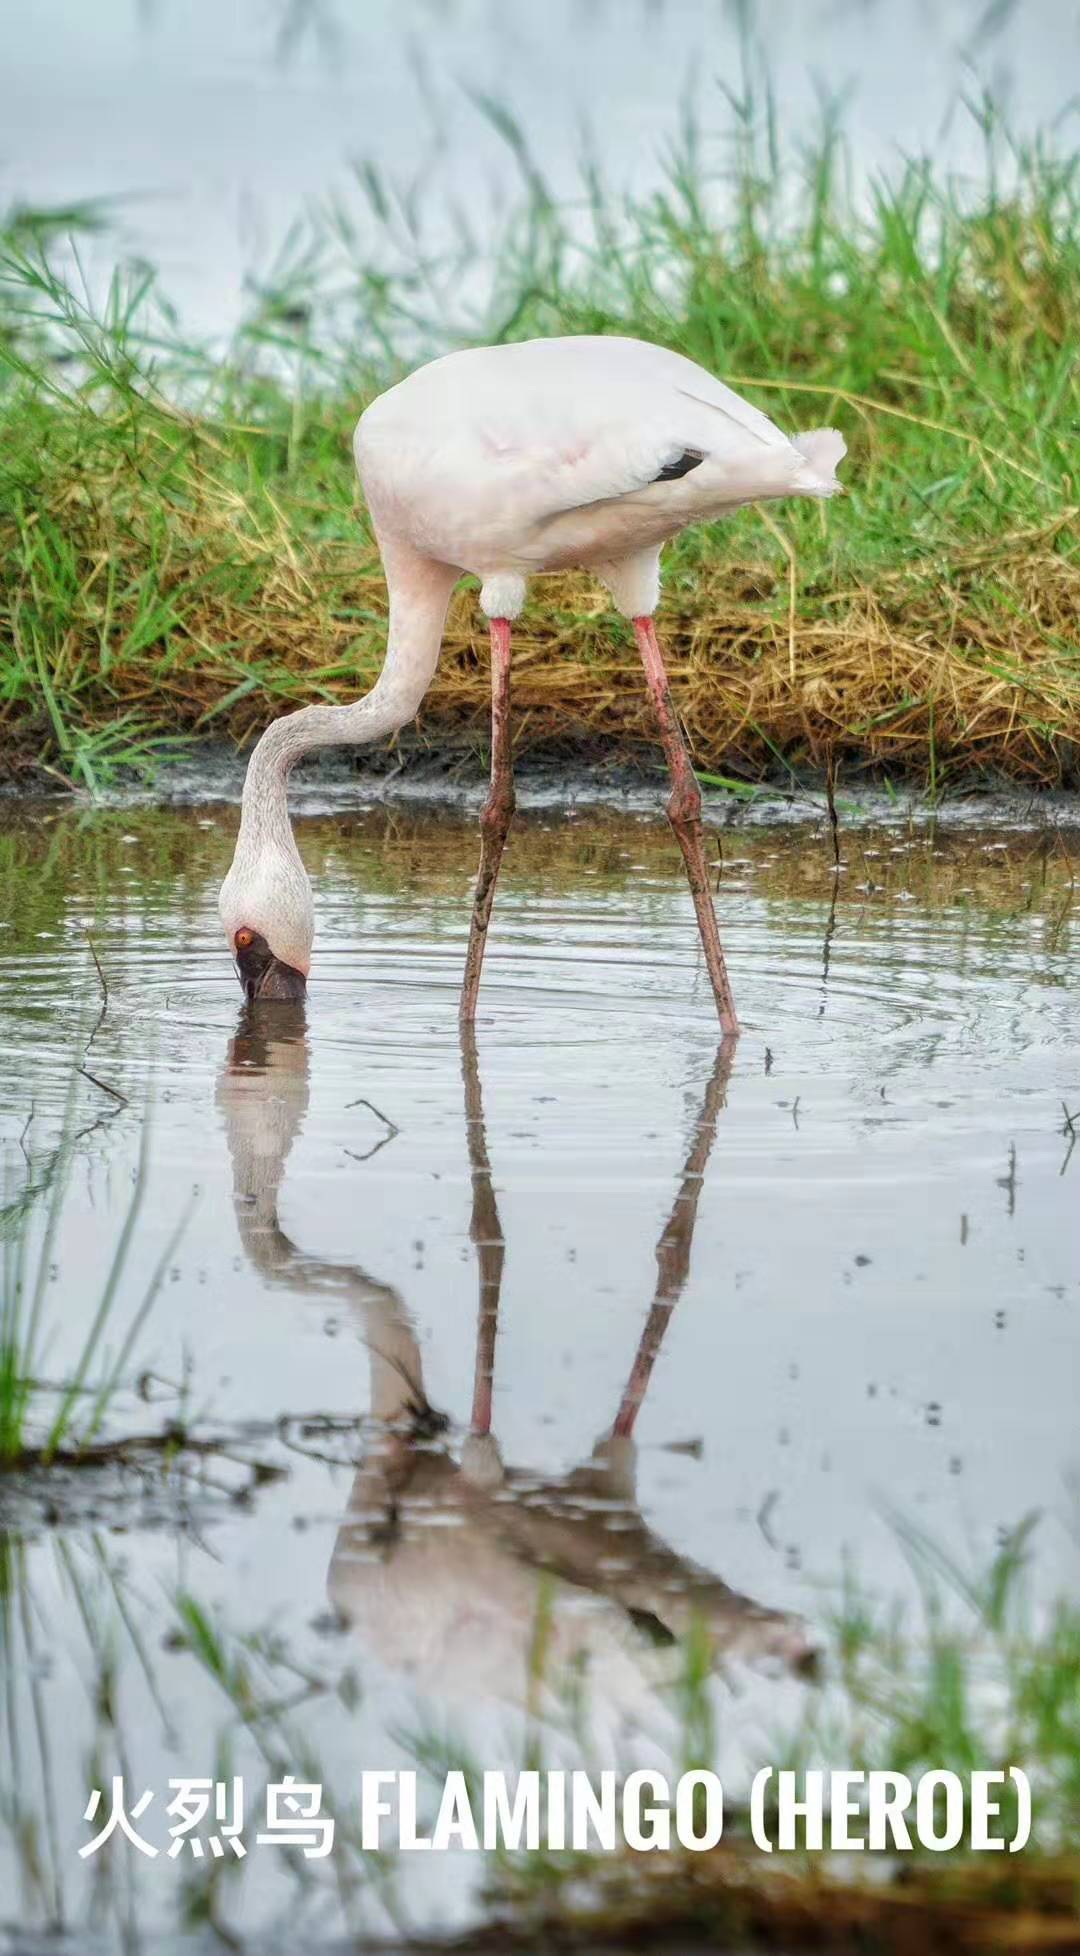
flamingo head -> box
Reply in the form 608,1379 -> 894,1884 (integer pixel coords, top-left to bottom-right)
230,927 -> 308,1002
218,840 -> 313,1002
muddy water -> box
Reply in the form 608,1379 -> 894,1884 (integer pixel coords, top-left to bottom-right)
0,795 -> 1078,1946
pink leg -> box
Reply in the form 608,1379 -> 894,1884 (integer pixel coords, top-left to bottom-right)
460,618 -> 515,1026
633,615 -> 739,1034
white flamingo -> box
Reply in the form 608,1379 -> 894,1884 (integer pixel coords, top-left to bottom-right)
218,335 -> 845,1030
215,1015 -> 816,1724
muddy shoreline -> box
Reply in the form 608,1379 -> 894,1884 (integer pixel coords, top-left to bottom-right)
5,738 -> 1080,832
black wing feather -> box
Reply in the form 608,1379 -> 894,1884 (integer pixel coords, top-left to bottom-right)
652,447 -> 706,483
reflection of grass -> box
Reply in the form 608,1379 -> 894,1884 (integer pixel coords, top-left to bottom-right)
0,79 -> 1077,790
481,1517 -> 1080,1949
0,1083 -> 190,1463
814,1512 -> 1080,1849
3,1453 -> 1080,1947
163,1516 -> 1080,1947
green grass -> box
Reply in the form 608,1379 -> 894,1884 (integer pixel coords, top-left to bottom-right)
0,1063 -> 189,1463
0,90 -> 1078,790
118,1520 -> 1080,1944
475,1514 -> 1080,1948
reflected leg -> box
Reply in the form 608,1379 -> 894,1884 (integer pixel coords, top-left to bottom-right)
460,618 -> 515,1025
461,1025 -> 505,1487
612,1037 -> 736,1439
633,615 -> 739,1034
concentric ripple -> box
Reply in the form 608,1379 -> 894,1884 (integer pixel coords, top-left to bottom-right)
0,797 -> 1078,1946
0,799 -> 1077,1609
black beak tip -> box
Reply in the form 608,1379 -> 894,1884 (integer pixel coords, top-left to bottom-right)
259,958 -> 308,1003
234,935 -> 308,1003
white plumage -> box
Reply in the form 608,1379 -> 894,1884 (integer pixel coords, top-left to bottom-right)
355,334 -> 843,613
219,334 -> 845,1023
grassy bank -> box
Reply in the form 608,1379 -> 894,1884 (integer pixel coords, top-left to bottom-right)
1,102 -> 1078,794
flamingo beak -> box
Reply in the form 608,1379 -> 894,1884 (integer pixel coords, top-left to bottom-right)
234,929 -> 308,1003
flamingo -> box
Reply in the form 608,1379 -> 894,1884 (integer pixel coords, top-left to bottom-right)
215,1010 -> 815,1704
218,335 -> 845,1029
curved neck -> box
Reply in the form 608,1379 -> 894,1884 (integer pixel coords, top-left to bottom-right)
237,546 -> 456,843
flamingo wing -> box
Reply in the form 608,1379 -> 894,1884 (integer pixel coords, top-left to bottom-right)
355,336 -> 843,557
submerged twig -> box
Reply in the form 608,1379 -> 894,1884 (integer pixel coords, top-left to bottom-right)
77,934 -> 128,1110
344,1095 -> 399,1132
77,1064 -> 128,1107
819,881 -> 839,1015
824,747 -> 842,873
1060,1106 -> 1079,1179
1,1421 -> 287,1480
344,1134 -> 397,1165
998,1142 -> 1018,1216
84,931 -> 109,1054
343,1095 -> 401,1163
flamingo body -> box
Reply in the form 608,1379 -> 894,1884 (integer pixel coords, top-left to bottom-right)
355,334 -> 843,615
219,333 -> 845,1018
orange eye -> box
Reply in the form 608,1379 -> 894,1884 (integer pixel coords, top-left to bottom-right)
235,928 -> 254,951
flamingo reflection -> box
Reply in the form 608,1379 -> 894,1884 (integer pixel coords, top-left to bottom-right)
217,1015 -> 815,1726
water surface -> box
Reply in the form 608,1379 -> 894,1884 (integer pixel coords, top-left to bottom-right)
0,796 -> 1077,1943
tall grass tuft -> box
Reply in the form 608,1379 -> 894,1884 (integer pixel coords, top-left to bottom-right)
1,91 -> 1077,790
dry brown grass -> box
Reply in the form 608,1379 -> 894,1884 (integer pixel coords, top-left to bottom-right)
5,422 -> 1078,792
428,524 -> 1080,788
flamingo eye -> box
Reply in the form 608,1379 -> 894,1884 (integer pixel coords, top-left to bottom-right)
235,928 -> 255,951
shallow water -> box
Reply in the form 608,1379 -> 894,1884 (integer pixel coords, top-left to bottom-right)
0,794 -> 1078,1945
